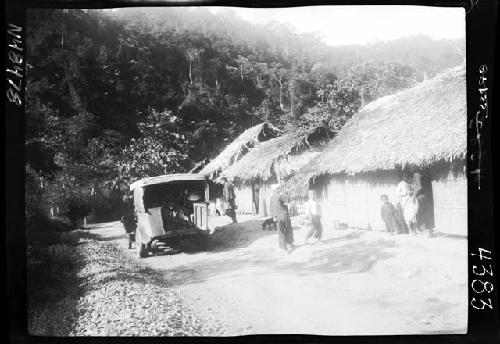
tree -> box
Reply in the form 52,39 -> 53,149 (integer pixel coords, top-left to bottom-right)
296,79 -> 361,131
342,61 -> 417,105
115,110 -> 189,188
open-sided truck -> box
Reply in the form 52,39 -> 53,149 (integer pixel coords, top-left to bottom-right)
130,174 -> 210,258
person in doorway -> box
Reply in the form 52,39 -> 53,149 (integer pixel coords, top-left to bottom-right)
305,189 -> 323,244
269,184 -> 294,253
409,164 -> 434,234
409,164 -> 424,232
221,177 -> 237,223
380,194 -> 400,234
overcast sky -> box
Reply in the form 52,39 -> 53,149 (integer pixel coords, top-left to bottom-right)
210,6 -> 465,46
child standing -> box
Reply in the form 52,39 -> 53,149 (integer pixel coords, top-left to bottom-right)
380,194 -> 400,234
305,190 -> 323,244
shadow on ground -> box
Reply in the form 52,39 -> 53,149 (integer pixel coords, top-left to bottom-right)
86,217 -> 280,256
208,218 -> 278,253
163,230 -> 396,286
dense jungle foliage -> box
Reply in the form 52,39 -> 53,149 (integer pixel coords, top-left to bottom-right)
25,8 -> 464,224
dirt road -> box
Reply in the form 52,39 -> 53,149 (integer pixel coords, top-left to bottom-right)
88,215 -> 467,336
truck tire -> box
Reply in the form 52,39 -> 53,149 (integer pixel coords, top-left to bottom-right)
135,230 -> 147,258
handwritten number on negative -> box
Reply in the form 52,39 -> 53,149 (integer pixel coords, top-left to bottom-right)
470,247 -> 492,261
471,279 -> 494,294
472,264 -> 493,277
471,297 -> 493,310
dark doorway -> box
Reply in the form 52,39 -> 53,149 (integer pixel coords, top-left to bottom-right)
412,167 -> 435,231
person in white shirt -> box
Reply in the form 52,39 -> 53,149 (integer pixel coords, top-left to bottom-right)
304,189 -> 323,244
396,172 -> 419,234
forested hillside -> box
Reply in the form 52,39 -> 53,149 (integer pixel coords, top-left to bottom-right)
25,8 -> 464,223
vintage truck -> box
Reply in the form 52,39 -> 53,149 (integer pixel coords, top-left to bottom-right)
129,173 -> 210,258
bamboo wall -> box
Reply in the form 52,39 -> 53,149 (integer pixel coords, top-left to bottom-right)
230,182 -> 278,217
316,166 -> 467,235
258,183 -> 276,218
431,169 -> 467,236
234,185 -> 255,214
317,172 -> 400,230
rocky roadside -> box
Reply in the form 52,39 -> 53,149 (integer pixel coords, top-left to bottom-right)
28,231 -> 224,336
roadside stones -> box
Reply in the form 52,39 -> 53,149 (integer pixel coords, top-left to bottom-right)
31,234 -> 223,336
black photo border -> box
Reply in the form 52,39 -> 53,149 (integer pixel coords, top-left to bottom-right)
5,0 -> 499,343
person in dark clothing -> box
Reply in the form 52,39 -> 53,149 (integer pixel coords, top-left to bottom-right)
410,165 -> 435,233
269,185 -> 294,252
121,195 -> 137,249
221,177 -> 237,223
380,194 -> 400,234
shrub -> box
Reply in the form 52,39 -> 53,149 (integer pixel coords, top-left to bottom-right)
65,194 -> 91,227
25,165 -> 43,222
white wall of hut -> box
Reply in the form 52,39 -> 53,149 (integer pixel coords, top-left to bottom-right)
233,182 -> 277,217
312,162 -> 467,236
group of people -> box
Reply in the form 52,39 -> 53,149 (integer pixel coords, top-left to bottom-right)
269,186 -> 324,253
380,166 -> 433,235
220,166 -> 431,254
221,177 -> 323,253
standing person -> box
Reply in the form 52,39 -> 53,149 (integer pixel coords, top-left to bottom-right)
396,172 -> 412,234
304,189 -> 323,244
269,184 -> 294,253
221,177 -> 237,223
121,195 -> 136,249
410,164 -> 423,232
397,172 -> 419,234
409,164 -> 434,234
380,194 -> 400,234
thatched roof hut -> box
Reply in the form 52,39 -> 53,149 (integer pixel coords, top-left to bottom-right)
285,66 -> 467,235
221,126 -> 334,184
200,122 -> 281,179
300,65 -> 466,183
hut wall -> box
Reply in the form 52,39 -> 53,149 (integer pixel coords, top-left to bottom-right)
234,184 -> 255,214
232,182 -> 277,216
258,183 -> 277,218
431,168 -> 467,236
315,165 -> 467,235
317,177 -> 347,227
317,172 -> 400,230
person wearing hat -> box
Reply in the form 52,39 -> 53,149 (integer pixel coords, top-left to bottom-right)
221,176 -> 237,223
269,184 -> 294,252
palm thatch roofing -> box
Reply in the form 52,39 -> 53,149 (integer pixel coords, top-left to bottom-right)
298,65 -> 466,184
188,158 -> 209,173
219,126 -> 334,184
200,122 -> 281,179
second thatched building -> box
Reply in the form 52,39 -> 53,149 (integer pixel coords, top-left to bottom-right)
219,126 -> 334,216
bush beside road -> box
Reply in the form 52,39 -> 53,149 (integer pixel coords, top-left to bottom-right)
27,230 -> 223,336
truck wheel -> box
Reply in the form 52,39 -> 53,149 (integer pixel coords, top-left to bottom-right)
135,230 -> 147,258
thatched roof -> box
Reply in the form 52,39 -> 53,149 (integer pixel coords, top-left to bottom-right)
300,65 -> 466,181
200,122 -> 281,179
188,158 -> 209,173
220,126 -> 334,183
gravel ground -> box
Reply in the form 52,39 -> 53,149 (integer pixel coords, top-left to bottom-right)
28,232 -> 223,336
96,216 -> 467,335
